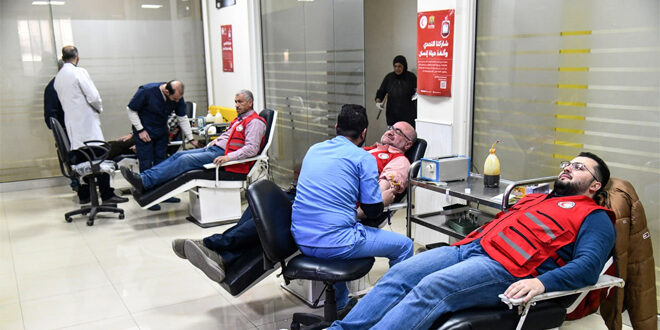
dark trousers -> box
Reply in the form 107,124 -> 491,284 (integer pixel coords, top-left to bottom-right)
71,148 -> 115,201
134,132 -> 169,172
203,191 -> 296,266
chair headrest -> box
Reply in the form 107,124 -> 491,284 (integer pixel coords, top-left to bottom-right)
258,109 -> 275,154
184,101 -> 194,118
246,180 -> 298,264
405,138 -> 427,164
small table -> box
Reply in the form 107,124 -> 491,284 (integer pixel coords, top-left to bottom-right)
406,170 -> 555,240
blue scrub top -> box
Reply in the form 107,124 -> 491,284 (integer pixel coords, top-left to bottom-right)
291,136 -> 382,248
128,82 -> 186,137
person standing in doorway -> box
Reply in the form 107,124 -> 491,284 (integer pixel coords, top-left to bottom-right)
375,55 -> 417,127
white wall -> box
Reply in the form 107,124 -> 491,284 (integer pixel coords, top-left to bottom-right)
414,0 -> 477,244
416,0 -> 476,157
203,0 -> 263,112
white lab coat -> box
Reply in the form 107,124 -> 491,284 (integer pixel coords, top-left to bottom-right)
54,62 -> 104,150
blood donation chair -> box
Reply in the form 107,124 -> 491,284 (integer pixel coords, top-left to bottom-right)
130,109 -> 277,227
216,139 -> 426,301
432,259 -> 624,330
361,138 -> 427,228
430,179 -> 637,330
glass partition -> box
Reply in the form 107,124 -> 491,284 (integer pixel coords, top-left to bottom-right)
0,0 -> 207,183
260,0 -> 365,186
473,0 -> 659,313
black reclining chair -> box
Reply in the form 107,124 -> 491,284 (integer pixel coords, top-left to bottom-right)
50,118 -> 124,226
433,259 -> 623,330
217,138 -> 426,299
247,180 -> 375,330
130,109 -> 277,227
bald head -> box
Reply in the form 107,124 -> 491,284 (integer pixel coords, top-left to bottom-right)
380,121 -> 416,152
61,45 -> 78,64
163,80 -> 184,102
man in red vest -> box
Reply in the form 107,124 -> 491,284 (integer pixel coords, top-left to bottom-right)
330,152 -> 616,330
121,90 -> 266,193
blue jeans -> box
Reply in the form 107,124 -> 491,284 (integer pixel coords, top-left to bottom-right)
140,146 -> 225,189
330,240 -> 521,330
299,225 -> 413,310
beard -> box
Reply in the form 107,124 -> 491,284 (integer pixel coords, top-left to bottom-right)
553,177 -> 592,196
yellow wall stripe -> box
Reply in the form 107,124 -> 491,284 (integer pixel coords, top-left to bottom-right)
560,30 -> 592,36
557,84 -> 588,89
555,101 -> 587,107
554,127 -> 585,134
559,49 -> 591,54
553,140 -> 585,148
552,154 -> 574,160
558,67 -> 589,72
555,114 -> 585,120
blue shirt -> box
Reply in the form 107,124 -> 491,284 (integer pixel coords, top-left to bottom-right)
291,136 -> 382,248
128,82 -> 186,137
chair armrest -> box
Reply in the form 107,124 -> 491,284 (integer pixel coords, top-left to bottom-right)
72,140 -> 111,167
203,155 -> 268,169
498,274 -> 624,310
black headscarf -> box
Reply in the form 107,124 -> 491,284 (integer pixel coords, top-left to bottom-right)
393,55 -> 408,73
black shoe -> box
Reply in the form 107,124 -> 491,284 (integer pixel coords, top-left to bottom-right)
337,297 -> 358,320
120,166 -> 144,193
79,197 -> 90,204
102,195 -> 129,204
163,197 -> 181,203
148,204 -> 161,211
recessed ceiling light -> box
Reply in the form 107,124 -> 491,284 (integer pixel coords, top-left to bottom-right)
32,1 -> 66,5
141,4 -> 163,9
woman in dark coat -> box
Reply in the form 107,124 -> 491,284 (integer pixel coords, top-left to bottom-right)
375,55 -> 417,127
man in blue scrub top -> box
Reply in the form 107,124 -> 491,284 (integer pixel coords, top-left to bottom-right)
126,80 -> 200,172
291,104 -> 414,315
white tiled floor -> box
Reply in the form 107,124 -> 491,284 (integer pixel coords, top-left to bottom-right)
0,183 -> 637,329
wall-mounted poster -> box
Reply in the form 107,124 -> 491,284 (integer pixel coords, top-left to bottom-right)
221,24 -> 233,72
417,9 -> 455,97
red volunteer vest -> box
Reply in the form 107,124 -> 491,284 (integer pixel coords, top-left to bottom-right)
363,145 -> 405,173
453,193 -> 614,278
224,111 -> 266,174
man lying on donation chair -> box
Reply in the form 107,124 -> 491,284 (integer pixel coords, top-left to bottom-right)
328,152 -> 617,330
170,120 -> 418,291
120,89 -> 266,193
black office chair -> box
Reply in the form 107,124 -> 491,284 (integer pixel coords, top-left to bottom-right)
247,180 -> 375,330
50,118 -> 124,226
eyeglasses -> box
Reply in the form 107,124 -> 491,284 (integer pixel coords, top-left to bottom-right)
387,125 -> 412,142
559,161 -> 600,182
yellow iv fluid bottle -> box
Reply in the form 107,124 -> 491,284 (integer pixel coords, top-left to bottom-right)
483,141 -> 500,188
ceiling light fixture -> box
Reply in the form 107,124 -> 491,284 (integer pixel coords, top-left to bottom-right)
32,1 -> 66,5
141,4 -> 163,9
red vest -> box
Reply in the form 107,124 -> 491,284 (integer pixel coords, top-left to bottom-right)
224,111 -> 266,174
454,193 -> 614,278
363,145 -> 405,173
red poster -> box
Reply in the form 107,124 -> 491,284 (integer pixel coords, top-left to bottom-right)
221,25 -> 233,72
417,10 -> 455,97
